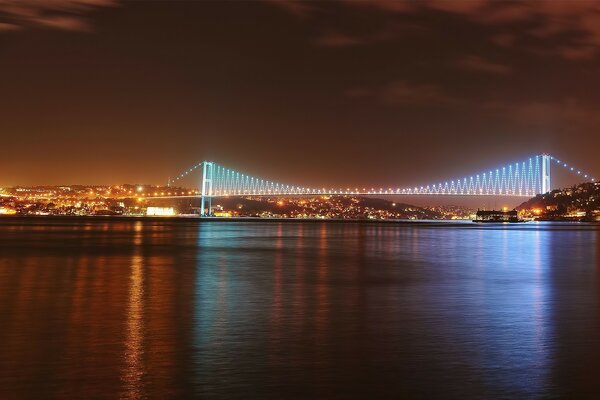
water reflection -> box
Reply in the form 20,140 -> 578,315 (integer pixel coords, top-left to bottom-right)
122,254 -> 145,399
121,221 -> 145,399
0,219 -> 598,399
315,223 -> 329,347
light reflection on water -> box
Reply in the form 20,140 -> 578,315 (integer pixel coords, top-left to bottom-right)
121,221 -> 145,400
0,218 -> 598,399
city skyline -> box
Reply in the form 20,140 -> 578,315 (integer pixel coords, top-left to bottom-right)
1,1 -> 599,188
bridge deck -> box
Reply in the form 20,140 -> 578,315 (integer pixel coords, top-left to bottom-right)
145,192 -> 533,199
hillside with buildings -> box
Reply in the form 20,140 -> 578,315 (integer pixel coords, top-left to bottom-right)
518,182 -> 600,221
209,196 -> 449,220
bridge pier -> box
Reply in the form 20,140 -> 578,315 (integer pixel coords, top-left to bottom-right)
200,161 -> 214,217
542,154 -> 551,194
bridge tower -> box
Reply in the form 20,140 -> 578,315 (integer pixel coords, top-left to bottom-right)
200,161 -> 214,217
542,154 -> 551,194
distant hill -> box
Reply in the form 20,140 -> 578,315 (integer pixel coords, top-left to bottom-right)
517,182 -> 600,221
209,196 -> 444,220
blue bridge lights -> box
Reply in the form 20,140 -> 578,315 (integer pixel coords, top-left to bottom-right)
164,154 -> 596,216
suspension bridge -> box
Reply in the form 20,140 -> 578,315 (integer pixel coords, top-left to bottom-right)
159,154 -> 595,216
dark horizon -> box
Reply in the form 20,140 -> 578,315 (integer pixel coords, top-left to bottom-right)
1,1 -> 599,190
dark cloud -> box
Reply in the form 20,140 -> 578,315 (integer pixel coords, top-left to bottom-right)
351,80 -> 597,135
344,0 -> 415,13
0,21 -> 18,31
0,0 -> 117,32
348,81 -> 463,107
262,0 -> 314,17
454,55 -> 512,75
315,32 -> 366,47
490,33 -> 517,47
271,0 -> 600,60
483,98 -> 600,128
315,21 -> 427,47
381,81 -> 463,106
428,1 -> 600,60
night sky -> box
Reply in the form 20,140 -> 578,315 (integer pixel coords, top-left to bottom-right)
1,0 -> 599,189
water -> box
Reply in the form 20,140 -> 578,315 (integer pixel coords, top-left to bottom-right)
0,217 -> 598,399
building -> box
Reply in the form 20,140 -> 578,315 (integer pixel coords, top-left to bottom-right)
146,207 -> 175,216
474,209 -> 520,223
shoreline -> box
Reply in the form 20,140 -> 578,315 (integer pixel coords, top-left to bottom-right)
0,214 -> 468,224
1,215 -> 598,225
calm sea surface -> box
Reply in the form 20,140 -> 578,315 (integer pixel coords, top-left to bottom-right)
0,217 -> 599,399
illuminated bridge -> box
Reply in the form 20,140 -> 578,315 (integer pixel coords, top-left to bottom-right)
162,154 -> 595,216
